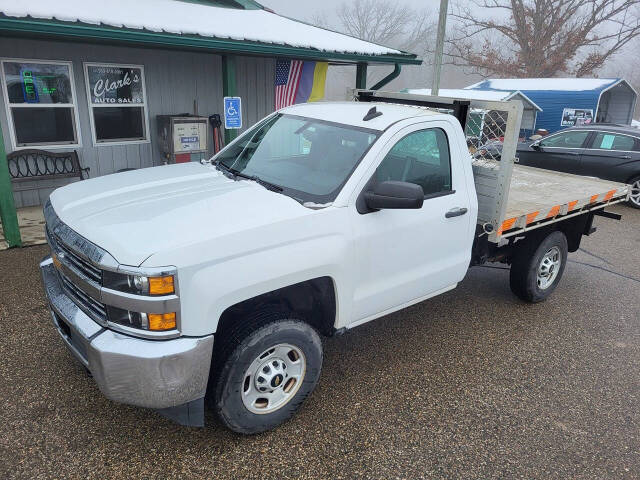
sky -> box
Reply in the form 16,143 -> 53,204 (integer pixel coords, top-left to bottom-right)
259,0 -> 438,24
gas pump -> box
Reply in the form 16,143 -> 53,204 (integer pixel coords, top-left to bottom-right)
157,115 -> 209,164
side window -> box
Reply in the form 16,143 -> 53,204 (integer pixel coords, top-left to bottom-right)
539,130 -> 590,148
592,132 -> 636,151
375,128 -> 451,196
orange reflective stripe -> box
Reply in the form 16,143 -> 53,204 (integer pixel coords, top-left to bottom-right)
547,205 -> 560,218
526,211 -> 539,224
498,217 -> 517,234
603,190 -> 616,201
589,194 -> 599,204
567,201 -> 578,211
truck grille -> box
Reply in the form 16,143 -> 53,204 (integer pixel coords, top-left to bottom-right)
56,240 -> 103,284
60,274 -> 107,322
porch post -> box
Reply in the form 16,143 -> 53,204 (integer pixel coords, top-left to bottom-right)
356,62 -> 367,90
0,128 -> 21,247
222,55 -> 238,145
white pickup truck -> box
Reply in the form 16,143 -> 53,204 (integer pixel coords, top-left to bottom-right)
40,91 -> 629,434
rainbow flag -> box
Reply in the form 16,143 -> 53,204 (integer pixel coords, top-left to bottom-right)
275,59 -> 328,110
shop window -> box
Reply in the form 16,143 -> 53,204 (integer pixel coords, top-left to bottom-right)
84,63 -> 150,144
1,60 -> 80,148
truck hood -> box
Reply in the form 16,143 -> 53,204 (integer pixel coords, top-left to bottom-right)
49,163 -> 314,266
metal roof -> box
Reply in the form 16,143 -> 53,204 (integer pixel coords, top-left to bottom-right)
0,0 -> 421,65
403,88 -> 542,111
466,78 -> 624,93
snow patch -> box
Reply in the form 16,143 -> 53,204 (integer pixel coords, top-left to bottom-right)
404,88 -> 542,111
405,88 -> 512,101
466,78 -> 620,92
1,0 -> 401,56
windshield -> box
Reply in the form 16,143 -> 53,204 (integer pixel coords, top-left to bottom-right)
213,114 -> 380,203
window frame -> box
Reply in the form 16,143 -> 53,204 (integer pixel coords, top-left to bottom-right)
83,62 -> 151,147
538,129 -> 591,149
0,58 -> 82,150
373,127 -> 453,200
586,130 -> 640,153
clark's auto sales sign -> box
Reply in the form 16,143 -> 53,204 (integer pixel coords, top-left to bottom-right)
87,65 -> 144,104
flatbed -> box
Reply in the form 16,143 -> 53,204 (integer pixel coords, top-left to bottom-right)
475,161 -> 629,237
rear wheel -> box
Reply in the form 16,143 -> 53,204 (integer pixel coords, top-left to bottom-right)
510,231 -> 568,303
628,175 -> 640,209
212,312 -> 323,434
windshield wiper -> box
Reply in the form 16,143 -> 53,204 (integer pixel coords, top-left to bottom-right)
215,161 -> 283,192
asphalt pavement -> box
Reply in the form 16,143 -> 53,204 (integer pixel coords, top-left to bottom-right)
1,204 -> 639,479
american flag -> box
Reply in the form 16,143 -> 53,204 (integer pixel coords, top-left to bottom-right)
275,59 -> 303,110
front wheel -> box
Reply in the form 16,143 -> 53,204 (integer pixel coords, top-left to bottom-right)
510,231 -> 568,303
628,175 -> 640,209
212,315 -> 323,434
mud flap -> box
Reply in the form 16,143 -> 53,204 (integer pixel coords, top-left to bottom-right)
156,397 -> 205,427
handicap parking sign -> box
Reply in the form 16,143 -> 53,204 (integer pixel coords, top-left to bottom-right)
224,97 -> 242,129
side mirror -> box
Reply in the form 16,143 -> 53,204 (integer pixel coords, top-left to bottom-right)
531,142 -> 542,150
364,181 -> 424,210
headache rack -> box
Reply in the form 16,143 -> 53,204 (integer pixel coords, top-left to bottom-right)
354,89 -> 630,243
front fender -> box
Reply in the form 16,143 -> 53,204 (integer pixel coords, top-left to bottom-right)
144,208 -> 352,337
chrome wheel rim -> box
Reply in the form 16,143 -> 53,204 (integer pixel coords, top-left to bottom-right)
630,180 -> 640,207
537,246 -> 562,290
241,343 -> 306,414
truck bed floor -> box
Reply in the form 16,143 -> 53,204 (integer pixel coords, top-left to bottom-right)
500,164 -> 628,234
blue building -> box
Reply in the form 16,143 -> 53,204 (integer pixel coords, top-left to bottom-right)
466,78 -> 637,134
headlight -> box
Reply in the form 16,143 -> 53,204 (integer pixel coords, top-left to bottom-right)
103,271 -> 175,296
106,307 -> 177,332
131,275 -> 148,293
102,269 -> 178,332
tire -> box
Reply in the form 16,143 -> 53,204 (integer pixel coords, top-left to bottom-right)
509,231 -> 568,303
211,311 -> 323,434
628,175 -> 640,209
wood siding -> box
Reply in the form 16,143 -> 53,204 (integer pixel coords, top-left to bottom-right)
0,37 -> 275,207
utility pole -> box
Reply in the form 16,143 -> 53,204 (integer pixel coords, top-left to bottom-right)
431,0 -> 449,96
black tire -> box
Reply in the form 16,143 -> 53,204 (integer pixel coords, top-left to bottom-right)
211,311 -> 322,434
627,175 -> 640,209
509,231 -> 568,303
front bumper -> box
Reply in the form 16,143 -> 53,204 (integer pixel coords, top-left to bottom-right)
40,257 -> 214,423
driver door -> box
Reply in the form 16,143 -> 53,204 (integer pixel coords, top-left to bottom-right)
349,122 -> 473,323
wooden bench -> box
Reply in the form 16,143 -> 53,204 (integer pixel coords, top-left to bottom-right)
7,149 -> 89,192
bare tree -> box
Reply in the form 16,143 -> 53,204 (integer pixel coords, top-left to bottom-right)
313,0 -> 434,56
311,0 -> 437,97
448,0 -> 640,78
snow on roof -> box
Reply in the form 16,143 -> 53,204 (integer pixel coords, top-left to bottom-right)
0,0 -> 402,57
405,88 -> 509,101
466,78 -> 621,92
403,88 -> 542,111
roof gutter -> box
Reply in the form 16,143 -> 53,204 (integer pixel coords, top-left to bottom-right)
0,17 -> 422,65
370,64 -> 402,90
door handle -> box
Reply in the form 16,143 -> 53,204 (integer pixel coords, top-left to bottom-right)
445,207 -> 468,218
565,151 -> 581,156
